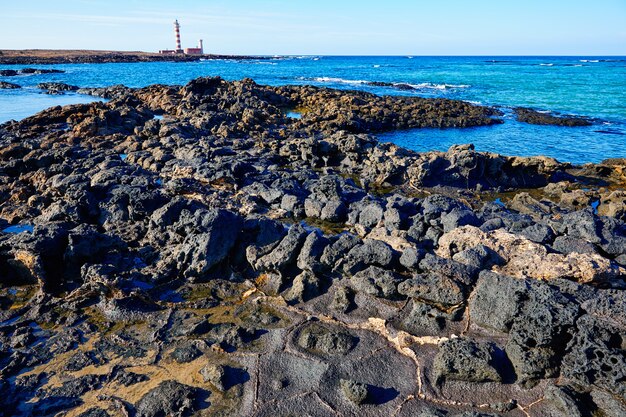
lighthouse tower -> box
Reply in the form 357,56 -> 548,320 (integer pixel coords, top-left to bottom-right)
174,20 -> 183,53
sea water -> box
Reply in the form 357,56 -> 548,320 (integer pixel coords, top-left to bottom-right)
1,56 -> 625,164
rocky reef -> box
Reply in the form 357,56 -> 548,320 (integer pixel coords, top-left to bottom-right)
0,77 -> 625,417
514,107 -> 592,127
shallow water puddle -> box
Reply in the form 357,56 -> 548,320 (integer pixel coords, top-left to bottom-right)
2,224 -> 34,234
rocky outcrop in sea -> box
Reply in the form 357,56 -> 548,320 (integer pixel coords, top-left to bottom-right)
0,77 -> 624,416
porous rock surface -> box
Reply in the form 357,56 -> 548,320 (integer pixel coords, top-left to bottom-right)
0,77 -> 624,416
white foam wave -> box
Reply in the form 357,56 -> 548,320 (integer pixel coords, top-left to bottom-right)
302,77 -> 470,90
405,82 -> 471,90
310,77 -> 369,85
540,63 -> 554,66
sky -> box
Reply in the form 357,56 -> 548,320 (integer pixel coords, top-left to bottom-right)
2,0 -> 626,55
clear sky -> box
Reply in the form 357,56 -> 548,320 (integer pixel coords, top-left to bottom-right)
2,0 -> 626,55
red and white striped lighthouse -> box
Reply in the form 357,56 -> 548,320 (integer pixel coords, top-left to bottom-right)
174,20 -> 182,53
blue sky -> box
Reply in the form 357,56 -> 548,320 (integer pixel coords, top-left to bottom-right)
2,0 -> 625,55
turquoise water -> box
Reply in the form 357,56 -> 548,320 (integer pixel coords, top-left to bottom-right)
1,56 -> 625,163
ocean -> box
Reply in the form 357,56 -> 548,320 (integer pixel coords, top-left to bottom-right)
1,56 -> 625,164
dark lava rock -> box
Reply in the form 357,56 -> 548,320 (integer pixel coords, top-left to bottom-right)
249,223 -> 307,272
176,209 -> 243,280
37,82 -> 79,93
0,81 -> 20,89
330,286 -> 355,313
170,343 -> 202,363
392,300 -> 457,335
561,314 -> 626,399
514,107 -> 592,127
282,270 -> 321,304
77,408 -> 111,417
200,364 -> 227,391
340,378 -> 369,405
399,247 -> 426,270
351,266 -> 401,299
296,323 -> 357,356
552,235 -> 598,255
135,380 -> 199,417
398,273 -> 465,307
470,271 -> 580,386
432,338 -> 506,385
200,364 -> 249,391
343,239 -> 394,275
19,68 -> 65,75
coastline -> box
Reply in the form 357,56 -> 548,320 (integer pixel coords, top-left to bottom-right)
0,49 -> 269,64
0,77 -> 625,416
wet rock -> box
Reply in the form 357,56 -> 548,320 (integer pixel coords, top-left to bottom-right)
135,380 -> 199,417
598,191 -> 626,221
0,81 -> 20,89
514,107 -> 592,127
37,82 -> 79,93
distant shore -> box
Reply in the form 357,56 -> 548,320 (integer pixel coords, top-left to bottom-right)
0,49 -> 268,64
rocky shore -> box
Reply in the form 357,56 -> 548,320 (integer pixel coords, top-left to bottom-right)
0,50 -> 267,65
0,77 -> 625,416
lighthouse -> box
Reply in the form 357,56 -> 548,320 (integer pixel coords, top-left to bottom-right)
174,20 -> 183,53
159,19 -> 205,55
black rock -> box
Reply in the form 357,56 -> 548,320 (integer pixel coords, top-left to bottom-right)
134,380 -> 199,417
515,107 -> 592,127
433,338 -> 506,384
